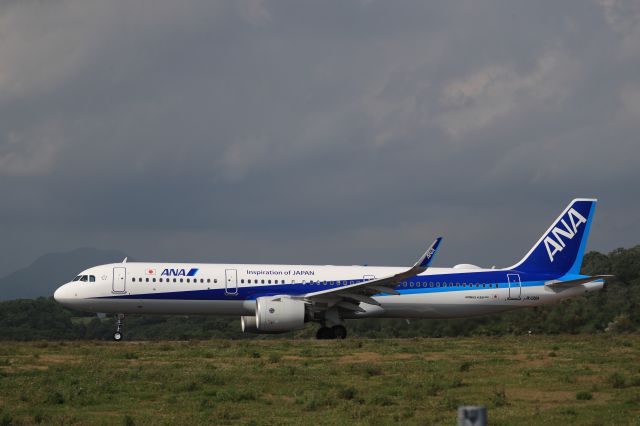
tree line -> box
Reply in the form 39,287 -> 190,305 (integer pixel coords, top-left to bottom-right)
1,246 -> 638,340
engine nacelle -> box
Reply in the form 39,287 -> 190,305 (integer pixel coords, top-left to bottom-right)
241,296 -> 306,333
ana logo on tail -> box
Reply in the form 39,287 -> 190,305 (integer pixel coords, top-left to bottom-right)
544,208 -> 587,262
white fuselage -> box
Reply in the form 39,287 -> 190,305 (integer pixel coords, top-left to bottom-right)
54,262 -> 603,319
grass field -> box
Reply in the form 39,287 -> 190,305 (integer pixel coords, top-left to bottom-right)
0,335 -> 639,425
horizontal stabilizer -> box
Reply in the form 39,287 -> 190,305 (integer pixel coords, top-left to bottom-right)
544,275 -> 613,289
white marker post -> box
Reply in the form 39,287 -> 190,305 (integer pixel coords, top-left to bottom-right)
457,406 -> 487,426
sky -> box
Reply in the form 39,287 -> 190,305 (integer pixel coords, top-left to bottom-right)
1,0 -> 639,276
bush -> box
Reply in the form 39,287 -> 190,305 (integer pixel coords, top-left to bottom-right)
609,372 -> 626,388
576,391 -> 593,400
491,388 -> 507,407
46,391 -> 65,405
1,412 -> 12,426
459,361 -> 472,372
338,387 -> 357,400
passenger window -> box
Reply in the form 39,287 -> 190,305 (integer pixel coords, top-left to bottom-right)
214,279 -> 218,284
132,278 -> 136,282
145,278 -> 149,282
152,278 -> 156,283
268,280 -> 271,284
180,279 -> 183,283
241,279 -> 245,284
207,279 -> 211,283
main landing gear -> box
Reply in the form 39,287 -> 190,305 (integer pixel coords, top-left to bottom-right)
113,314 -> 125,342
316,325 -> 347,340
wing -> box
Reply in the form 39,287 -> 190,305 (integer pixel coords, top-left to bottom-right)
294,237 -> 443,313
544,275 -> 613,289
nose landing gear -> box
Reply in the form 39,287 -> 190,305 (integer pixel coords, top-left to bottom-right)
113,314 -> 125,341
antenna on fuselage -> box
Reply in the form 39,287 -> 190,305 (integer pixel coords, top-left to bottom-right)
122,257 -> 128,263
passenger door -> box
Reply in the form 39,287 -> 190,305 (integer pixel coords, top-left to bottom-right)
507,273 -> 521,300
112,267 -> 126,293
225,269 -> 238,295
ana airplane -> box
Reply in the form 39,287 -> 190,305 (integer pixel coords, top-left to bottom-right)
54,198 -> 610,341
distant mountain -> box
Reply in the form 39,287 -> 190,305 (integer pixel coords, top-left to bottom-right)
0,248 -> 128,300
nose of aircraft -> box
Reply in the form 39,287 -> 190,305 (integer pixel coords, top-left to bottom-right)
53,283 -> 74,306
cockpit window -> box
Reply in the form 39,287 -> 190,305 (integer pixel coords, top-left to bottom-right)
89,275 -> 96,282
80,275 -> 88,282
73,276 -> 81,281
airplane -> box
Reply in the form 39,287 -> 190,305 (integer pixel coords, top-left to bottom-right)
54,198 -> 611,341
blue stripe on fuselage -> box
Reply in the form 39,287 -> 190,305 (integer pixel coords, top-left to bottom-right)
95,269 -> 567,301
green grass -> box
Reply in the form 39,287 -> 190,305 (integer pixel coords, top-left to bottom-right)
0,335 -> 639,425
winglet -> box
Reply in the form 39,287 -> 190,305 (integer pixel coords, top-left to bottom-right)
415,237 -> 443,270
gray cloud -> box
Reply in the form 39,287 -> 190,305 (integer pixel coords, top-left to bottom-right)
1,0 -> 639,276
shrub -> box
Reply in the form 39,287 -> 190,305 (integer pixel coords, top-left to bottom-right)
609,372 -> 626,388
46,391 -> 65,405
1,412 -> 12,426
576,391 -> 593,400
459,361 -> 472,372
491,388 -> 507,407
362,365 -> 382,377
338,387 -> 357,400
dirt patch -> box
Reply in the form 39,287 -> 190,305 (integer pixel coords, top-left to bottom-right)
337,352 -> 416,364
281,355 -> 305,361
36,354 -> 81,364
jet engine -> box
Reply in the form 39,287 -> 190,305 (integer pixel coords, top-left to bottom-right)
241,296 -> 307,333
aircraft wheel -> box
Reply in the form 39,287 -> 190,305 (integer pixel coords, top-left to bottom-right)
316,327 -> 333,339
332,325 -> 347,339
113,332 -> 123,342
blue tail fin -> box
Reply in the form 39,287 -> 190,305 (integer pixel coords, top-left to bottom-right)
510,199 -> 597,276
